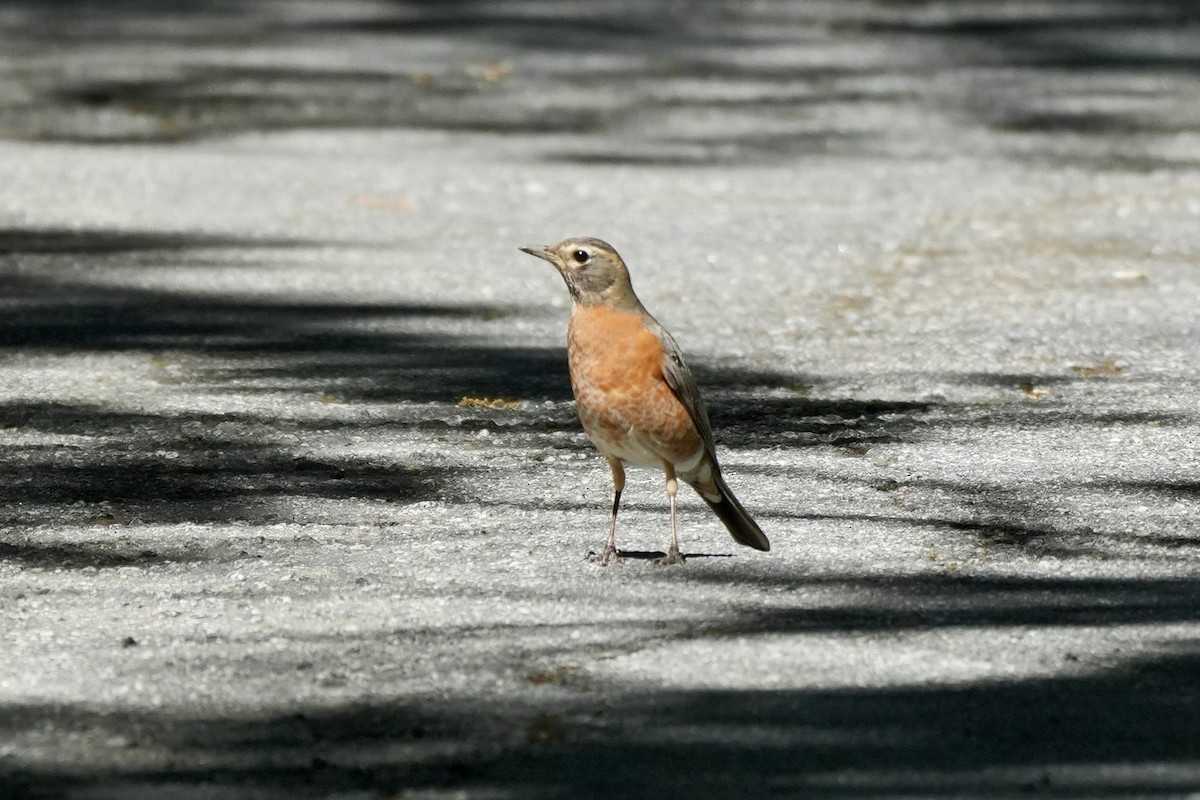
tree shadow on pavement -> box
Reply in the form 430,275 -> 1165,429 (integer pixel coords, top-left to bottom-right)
1,577 -> 1198,798
689,572 -> 1200,632
0,400 -> 461,529
3,1 -> 1198,166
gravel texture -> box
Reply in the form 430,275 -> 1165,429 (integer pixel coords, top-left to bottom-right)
2,2 -> 1199,798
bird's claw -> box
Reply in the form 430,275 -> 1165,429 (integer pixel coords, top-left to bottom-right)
587,546 -> 623,566
653,547 -> 686,566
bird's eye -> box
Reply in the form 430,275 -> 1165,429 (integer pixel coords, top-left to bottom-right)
572,249 -> 590,265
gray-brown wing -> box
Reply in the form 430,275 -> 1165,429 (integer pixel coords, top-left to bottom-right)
649,319 -> 719,461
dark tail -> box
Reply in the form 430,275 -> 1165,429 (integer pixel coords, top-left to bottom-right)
698,474 -> 770,552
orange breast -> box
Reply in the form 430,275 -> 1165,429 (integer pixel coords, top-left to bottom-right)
567,305 -> 702,468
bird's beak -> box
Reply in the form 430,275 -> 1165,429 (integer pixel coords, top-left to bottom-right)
519,245 -> 557,264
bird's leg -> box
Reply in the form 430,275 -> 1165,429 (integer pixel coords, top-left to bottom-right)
656,463 -> 686,565
589,457 -> 625,565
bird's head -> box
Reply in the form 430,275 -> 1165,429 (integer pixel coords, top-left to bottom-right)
520,237 -> 637,308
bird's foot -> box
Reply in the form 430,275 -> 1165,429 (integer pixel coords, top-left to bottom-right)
586,545 -> 623,566
653,546 -> 686,566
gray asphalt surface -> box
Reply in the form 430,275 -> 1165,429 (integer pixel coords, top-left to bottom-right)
2,2 -> 1200,798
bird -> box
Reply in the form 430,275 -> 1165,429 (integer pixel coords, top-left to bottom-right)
519,237 -> 770,565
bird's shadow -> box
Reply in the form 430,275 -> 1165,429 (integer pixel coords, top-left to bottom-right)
585,549 -> 735,563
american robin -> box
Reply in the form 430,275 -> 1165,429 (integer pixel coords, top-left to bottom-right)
520,237 -> 770,565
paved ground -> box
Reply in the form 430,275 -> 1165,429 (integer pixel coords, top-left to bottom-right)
2,1 -> 1200,798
